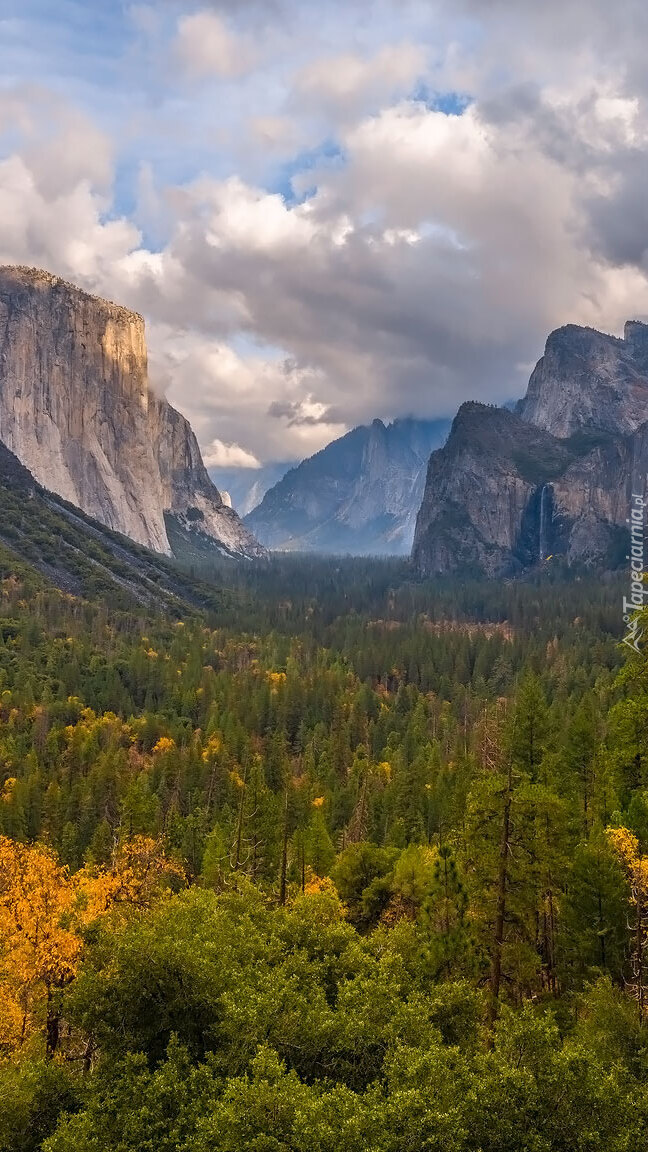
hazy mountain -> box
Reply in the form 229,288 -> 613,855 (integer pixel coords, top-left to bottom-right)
208,462 -> 294,517
0,266 -> 264,560
245,418 -> 451,555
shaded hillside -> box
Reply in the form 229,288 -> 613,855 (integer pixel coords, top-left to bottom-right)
0,442 -> 231,616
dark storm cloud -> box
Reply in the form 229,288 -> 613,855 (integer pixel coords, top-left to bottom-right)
585,150 -> 648,269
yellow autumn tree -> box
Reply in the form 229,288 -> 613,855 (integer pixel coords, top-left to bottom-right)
0,837 -> 80,1057
152,736 -> 176,756
82,834 -> 184,912
607,826 -> 648,1016
0,834 -> 183,1057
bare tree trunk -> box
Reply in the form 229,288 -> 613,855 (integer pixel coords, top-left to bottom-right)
637,892 -> 645,1021
598,889 -> 606,970
547,888 -> 557,995
45,985 -> 60,1059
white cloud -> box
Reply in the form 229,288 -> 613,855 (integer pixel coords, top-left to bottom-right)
202,439 -> 262,468
248,115 -> 297,151
293,43 -> 426,121
200,176 -> 318,252
148,330 -> 348,463
0,153 -> 140,283
23,109 -> 113,199
174,11 -> 253,79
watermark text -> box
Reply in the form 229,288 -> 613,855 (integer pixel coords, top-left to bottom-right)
623,492 -> 647,653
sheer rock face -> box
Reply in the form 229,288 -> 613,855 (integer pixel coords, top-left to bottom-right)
413,321 -> 648,576
517,321 -> 648,437
412,404 -> 582,577
0,267 -> 264,558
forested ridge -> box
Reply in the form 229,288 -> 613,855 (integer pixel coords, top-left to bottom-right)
2,548 -> 648,1151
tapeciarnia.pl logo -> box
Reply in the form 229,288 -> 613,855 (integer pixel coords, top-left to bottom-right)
623,493 -> 646,653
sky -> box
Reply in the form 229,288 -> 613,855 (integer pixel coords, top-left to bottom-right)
1,0 -> 648,468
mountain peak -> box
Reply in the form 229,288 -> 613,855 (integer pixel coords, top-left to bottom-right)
623,319 -> 648,364
517,317 -> 648,437
624,318 -> 648,337
414,314 -> 648,577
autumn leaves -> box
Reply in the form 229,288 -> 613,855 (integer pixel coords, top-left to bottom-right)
0,836 -> 181,1058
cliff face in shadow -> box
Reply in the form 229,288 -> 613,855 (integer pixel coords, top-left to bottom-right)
413,320 -> 648,576
518,321 -> 648,437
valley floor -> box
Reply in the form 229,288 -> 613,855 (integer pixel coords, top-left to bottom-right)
0,556 -> 645,1151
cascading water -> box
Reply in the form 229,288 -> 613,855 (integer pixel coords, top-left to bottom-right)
539,484 -> 549,562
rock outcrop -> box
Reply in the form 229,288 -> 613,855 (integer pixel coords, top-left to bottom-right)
245,417 -> 450,555
517,321 -> 648,437
0,267 -> 264,558
413,321 -> 648,576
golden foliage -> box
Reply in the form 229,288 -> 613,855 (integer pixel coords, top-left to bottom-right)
303,873 -> 338,898
152,736 -> 176,755
607,826 -> 648,898
608,826 -> 640,868
1,777 -> 17,803
202,735 -> 222,762
0,834 -> 183,1056
266,671 -> 287,694
0,837 -> 80,1054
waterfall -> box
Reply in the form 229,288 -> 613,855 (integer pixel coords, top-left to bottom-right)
539,485 -> 548,562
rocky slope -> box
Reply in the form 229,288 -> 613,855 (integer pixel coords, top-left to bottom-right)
245,418 -> 450,555
0,267 -> 263,559
413,321 -> 648,576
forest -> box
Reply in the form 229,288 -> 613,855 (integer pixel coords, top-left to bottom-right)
1,547 -> 648,1151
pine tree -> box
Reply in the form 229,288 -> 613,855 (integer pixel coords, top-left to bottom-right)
419,844 -> 471,978
305,804 -> 335,877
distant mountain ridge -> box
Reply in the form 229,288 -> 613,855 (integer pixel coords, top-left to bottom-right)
245,417 -> 451,555
208,462 -> 294,517
413,320 -> 648,576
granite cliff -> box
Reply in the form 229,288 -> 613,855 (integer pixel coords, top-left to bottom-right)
413,321 -> 648,576
0,267 -> 264,559
518,321 -> 648,437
